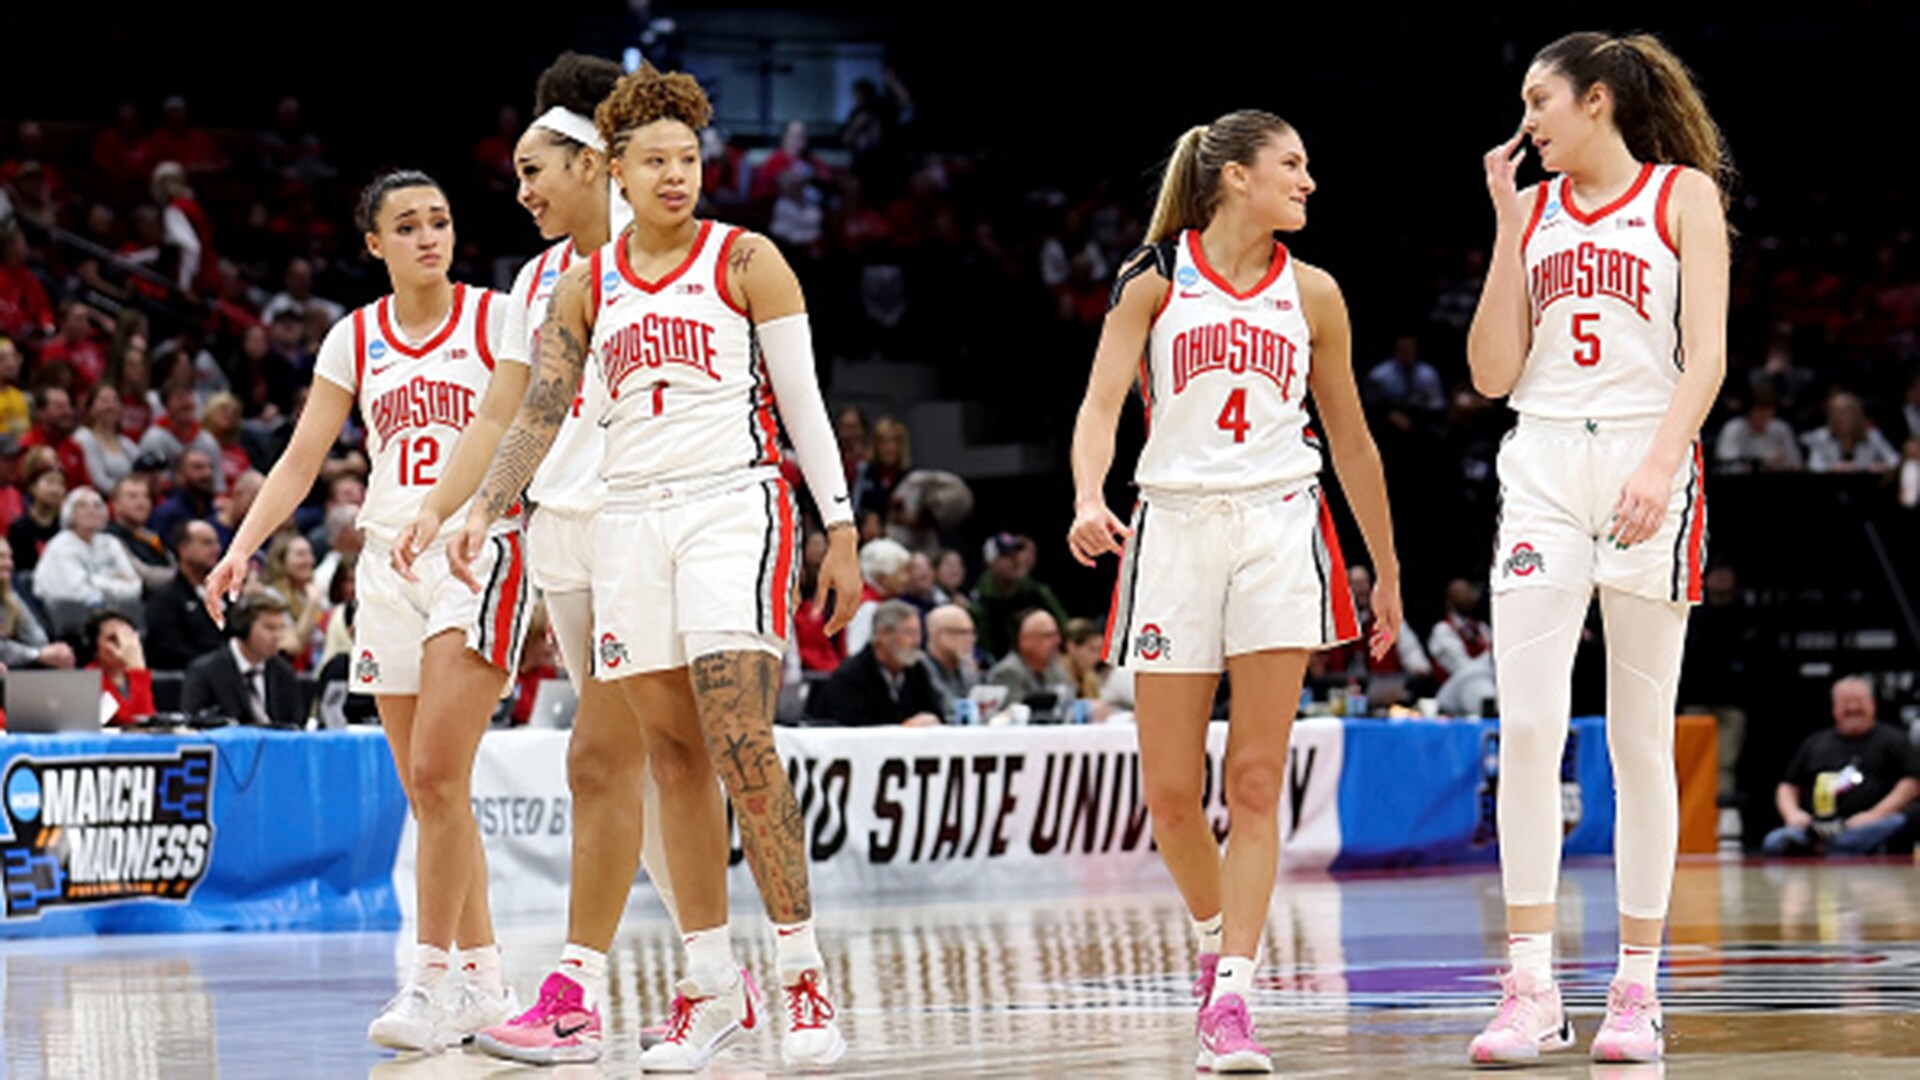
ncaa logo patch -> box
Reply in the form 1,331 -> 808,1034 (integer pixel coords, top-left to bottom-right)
1135,623 -> 1172,662
1176,266 -> 1201,288
540,268 -> 559,287
355,649 -> 380,684
368,340 -> 388,361
1503,542 -> 1545,578
1542,200 -> 1561,220
599,633 -> 630,671
602,271 -> 620,292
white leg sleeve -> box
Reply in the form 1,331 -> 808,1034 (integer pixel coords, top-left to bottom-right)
1598,588 -> 1688,921
1493,587 -> 1590,908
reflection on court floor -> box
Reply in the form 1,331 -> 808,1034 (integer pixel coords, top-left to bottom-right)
5,860 -> 1918,1078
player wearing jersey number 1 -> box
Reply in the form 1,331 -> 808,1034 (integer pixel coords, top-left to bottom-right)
204,172 -> 529,1051
1069,112 -> 1403,1074
450,63 -> 860,1072
1464,32 -> 1730,1067
389,52 -> 724,1065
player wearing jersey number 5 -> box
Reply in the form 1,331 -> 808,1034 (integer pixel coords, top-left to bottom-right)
204,172 -> 529,1052
1069,111 -> 1403,1074
449,64 -> 859,1072
1464,32 -> 1730,1068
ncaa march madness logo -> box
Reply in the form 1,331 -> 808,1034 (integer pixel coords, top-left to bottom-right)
2,748 -> 216,919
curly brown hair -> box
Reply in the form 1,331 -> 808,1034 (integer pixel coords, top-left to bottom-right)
595,63 -> 714,155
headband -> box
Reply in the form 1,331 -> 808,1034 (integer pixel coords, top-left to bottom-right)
532,107 -> 605,151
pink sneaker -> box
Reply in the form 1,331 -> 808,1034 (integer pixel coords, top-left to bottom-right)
1196,992 -> 1272,1073
473,972 -> 601,1065
1468,970 -> 1575,1066
1193,953 -> 1220,1008
1590,980 -> 1664,1063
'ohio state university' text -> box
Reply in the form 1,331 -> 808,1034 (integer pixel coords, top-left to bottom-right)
601,313 -> 721,400
1531,241 -> 1653,323
369,377 -> 476,448
1171,319 -> 1299,399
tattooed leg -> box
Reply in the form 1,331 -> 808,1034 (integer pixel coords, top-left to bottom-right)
690,650 -> 811,924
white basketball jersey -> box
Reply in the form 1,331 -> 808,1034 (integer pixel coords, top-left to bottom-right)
1511,162 -> 1684,421
1135,230 -> 1319,491
588,221 -> 781,492
313,283 -> 520,545
504,240 -> 606,514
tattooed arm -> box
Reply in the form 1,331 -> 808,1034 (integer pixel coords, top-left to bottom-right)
445,263 -> 594,591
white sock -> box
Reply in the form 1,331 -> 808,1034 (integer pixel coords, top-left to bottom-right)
1213,956 -> 1257,1002
1507,932 -> 1553,986
1192,912 -> 1224,958
412,943 -> 453,989
772,918 -> 824,980
458,944 -> 506,998
683,924 -> 738,994
1617,943 -> 1660,989
558,943 -> 608,1010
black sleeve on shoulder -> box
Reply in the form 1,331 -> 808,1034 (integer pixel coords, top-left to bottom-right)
1108,239 -> 1179,311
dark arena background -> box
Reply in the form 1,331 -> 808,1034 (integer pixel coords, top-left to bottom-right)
2,3 -> 1917,1077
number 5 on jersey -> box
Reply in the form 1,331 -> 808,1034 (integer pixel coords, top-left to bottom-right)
1571,312 -> 1602,367
1217,387 -> 1251,443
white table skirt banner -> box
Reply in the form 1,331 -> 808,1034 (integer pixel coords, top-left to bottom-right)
395,720 -> 1347,919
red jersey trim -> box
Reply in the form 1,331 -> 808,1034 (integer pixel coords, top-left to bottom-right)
1185,229 -> 1288,301
474,290 -> 495,371
616,220 -> 712,293
1559,161 -> 1656,226
351,309 -> 368,391
1520,182 -> 1550,252
714,227 -> 750,317
1654,165 -> 1683,257
527,249 -> 553,310
1685,442 -> 1707,602
489,531 -> 525,669
376,283 -> 466,359
589,250 -> 604,311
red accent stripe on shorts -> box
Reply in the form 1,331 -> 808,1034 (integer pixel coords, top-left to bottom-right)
1099,502 -> 1137,661
770,480 -> 796,638
1317,493 -> 1361,642
1686,442 -> 1707,602
490,531 -> 525,669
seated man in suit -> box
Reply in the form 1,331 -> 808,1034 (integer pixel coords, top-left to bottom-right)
181,588 -> 303,726
805,600 -> 945,727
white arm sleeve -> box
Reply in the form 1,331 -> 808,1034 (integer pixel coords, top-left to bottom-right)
758,313 -> 853,527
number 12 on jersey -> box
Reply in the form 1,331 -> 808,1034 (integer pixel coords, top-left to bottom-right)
396,434 -> 441,487
1217,387 -> 1251,443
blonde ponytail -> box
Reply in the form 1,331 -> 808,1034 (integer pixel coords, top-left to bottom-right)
1144,112 -> 1294,245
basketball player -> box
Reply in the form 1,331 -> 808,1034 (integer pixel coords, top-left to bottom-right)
392,52 -> 726,1065
1464,32 -> 1730,1066
1068,111 -> 1403,1074
205,172 -> 531,1051
447,64 -> 860,1071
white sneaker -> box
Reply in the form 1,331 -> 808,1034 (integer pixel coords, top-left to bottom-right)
367,983 -> 449,1052
637,971 -> 761,1072
442,979 -> 521,1046
780,967 -> 847,1068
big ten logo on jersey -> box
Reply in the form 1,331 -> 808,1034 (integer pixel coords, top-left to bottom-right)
3,748 -> 217,918
1530,241 -> 1653,324
601,313 -> 721,400
1170,319 -> 1301,400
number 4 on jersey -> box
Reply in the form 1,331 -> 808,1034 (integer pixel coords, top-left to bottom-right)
1216,387 -> 1251,443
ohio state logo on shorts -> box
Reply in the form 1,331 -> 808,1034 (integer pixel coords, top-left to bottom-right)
599,633 -> 630,671
355,649 -> 380,684
1135,623 -> 1172,662
1503,543 -> 1546,578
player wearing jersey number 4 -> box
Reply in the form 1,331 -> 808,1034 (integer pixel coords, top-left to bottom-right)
1465,32 -> 1731,1067
204,172 -> 529,1052
389,53 -> 730,1066
451,63 -> 858,1072
1069,111 -> 1403,1074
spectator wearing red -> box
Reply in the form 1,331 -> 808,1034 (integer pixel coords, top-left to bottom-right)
21,385 -> 94,492
1,122 -> 65,197
510,606 -> 558,725
751,120 -> 832,203
152,161 -> 221,298
792,530 -> 845,674
138,379 -> 222,484
87,611 -> 155,726
108,331 -> 158,439
0,435 -> 23,530
142,97 -> 226,176
0,225 -> 54,344
39,303 -> 109,392
6,447 -> 64,572
91,102 -> 150,194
